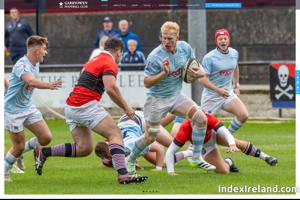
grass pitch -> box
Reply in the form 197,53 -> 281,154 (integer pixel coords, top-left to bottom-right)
4,119 -> 295,195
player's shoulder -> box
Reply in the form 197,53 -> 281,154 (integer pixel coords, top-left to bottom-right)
147,45 -> 164,60
96,51 -> 115,63
228,47 -> 239,56
14,56 -> 30,68
205,112 -> 218,121
203,48 -> 217,61
205,112 -> 213,118
177,40 -> 192,49
87,52 -> 117,71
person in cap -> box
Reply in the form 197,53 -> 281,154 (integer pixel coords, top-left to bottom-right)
198,28 -> 249,135
93,16 -> 118,49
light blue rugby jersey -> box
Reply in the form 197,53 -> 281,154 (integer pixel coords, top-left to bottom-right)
144,41 -> 195,97
118,121 -> 143,140
202,47 -> 238,95
5,55 -> 39,113
118,120 -> 150,155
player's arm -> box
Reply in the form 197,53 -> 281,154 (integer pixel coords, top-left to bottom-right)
165,141 -> 182,175
198,76 -> 229,98
21,73 -> 62,90
144,142 -> 164,170
187,63 -> 207,79
4,77 -> 9,89
215,124 -> 239,153
233,65 -> 240,96
103,75 -> 135,119
144,71 -> 168,88
144,58 -> 170,88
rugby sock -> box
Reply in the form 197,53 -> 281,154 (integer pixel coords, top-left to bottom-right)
228,117 -> 243,134
191,125 -> 206,161
243,143 -> 269,160
258,151 -> 269,160
174,150 -> 193,163
22,137 -> 39,154
4,151 -> 17,172
42,143 -> 76,157
174,152 -> 184,163
127,136 -> 148,163
224,158 -> 233,166
109,143 -> 127,175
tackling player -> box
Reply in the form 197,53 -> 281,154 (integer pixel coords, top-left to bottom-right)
166,115 -> 278,175
95,111 -> 173,171
32,38 -> 147,184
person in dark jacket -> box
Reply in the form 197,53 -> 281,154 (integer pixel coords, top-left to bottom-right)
5,8 -> 34,64
116,19 -> 143,53
93,16 -> 118,49
121,39 -> 145,64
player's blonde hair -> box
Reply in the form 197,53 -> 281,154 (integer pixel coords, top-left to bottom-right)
160,21 -> 180,36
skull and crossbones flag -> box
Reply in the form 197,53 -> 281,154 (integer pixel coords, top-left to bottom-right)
270,63 -> 295,107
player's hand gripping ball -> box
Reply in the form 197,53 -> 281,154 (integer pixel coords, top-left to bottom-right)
181,58 -> 206,83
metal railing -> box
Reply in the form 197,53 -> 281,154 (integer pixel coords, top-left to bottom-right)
5,60 -> 294,84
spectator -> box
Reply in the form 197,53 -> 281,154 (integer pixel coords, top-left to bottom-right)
93,16 -> 118,48
116,19 -> 143,53
89,35 -> 109,60
121,39 -> 145,64
5,7 -> 34,64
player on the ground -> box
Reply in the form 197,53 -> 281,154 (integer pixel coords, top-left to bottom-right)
166,115 -> 278,175
126,21 -> 215,174
95,111 -> 173,171
4,35 -> 62,182
199,29 -> 248,134
33,38 -> 147,184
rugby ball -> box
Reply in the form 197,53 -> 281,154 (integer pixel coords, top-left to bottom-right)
181,58 -> 206,83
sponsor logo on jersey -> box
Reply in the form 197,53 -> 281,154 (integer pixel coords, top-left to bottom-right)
219,69 -> 233,76
168,68 -> 182,77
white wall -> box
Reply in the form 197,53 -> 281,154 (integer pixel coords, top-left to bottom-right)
5,71 -> 192,108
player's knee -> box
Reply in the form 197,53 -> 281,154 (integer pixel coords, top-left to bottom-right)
39,134 -> 52,146
84,146 -> 93,156
238,112 -> 249,123
148,125 -> 160,137
77,143 -> 93,156
191,110 -> 207,127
